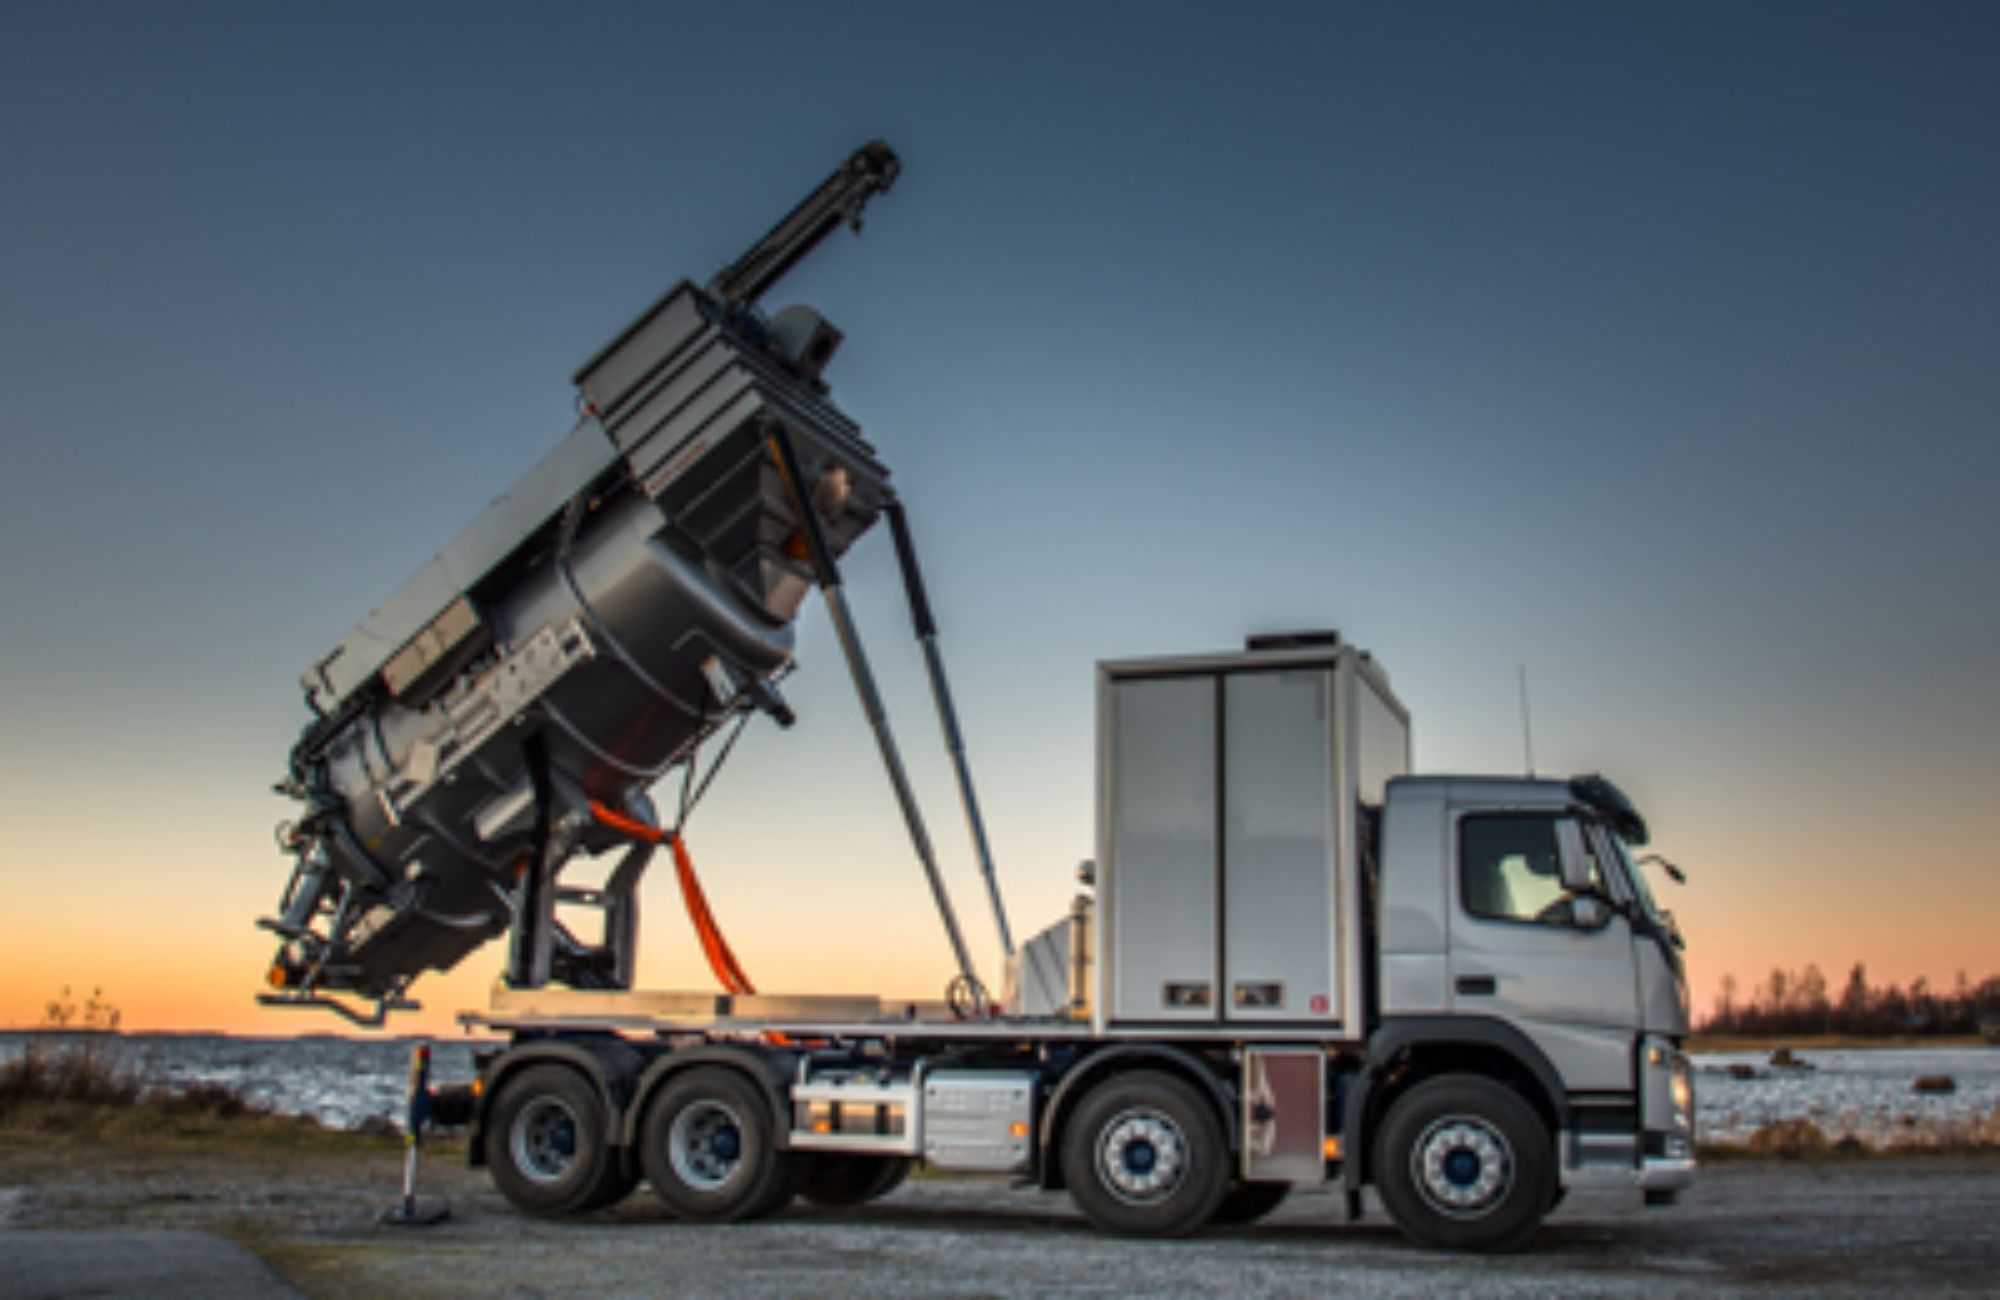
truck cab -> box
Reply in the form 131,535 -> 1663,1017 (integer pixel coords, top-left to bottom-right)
1375,774 -> 1695,1209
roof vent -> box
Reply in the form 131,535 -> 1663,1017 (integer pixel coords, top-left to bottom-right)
1245,630 -> 1342,653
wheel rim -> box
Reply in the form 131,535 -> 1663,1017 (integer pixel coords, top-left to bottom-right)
511,1095 -> 581,1185
1411,1114 -> 1514,1219
1095,1107 -> 1189,1206
669,1099 -> 746,1191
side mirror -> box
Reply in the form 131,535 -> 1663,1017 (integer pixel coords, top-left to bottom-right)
1638,853 -> 1687,885
1572,895 -> 1611,930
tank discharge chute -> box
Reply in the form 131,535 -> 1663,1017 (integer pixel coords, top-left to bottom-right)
261,144 -> 912,1024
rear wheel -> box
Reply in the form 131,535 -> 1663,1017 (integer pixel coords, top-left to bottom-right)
640,1067 -> 799,1222
1210,1180 -> 1290,1225
485,1065 -> 627,1216
1061,1070 -> 1228,1238
799,1155 -> 914,1207
1373,1074 -> 1553,1252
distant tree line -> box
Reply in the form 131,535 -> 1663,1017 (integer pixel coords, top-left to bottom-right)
1700,964 -> 2000,1037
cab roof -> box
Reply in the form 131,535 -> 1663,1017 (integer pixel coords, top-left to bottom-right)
1386,773 -> 1649,845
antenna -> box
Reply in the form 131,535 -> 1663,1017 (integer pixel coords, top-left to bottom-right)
1518,665 -> 1536,776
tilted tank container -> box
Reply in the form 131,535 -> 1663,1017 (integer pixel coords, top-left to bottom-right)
263,146 -> 903,1009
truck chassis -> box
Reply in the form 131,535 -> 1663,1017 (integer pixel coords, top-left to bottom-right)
459,986 -> 1684,1251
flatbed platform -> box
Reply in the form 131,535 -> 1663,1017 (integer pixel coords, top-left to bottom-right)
458,985 -> 1365,1045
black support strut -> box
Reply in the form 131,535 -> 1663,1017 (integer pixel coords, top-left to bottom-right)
506,735 -> 559,989
884,499 -> 1014,957
766,426 -> 986,1005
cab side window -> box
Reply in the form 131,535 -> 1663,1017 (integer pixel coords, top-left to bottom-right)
1460,814 -> 1594,926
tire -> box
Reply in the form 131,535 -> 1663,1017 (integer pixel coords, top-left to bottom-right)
485,1064 -> 627,1217
799,1155 -> 914,1208
1210,1180 -> 1290,1225
1061,1070 -> 1228,1238
639,1067 -> 799,1222
1372,1074 -> 1554,1253
579,1163 -> 641,1213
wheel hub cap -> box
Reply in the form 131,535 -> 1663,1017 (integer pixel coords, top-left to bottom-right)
511,1096 -> 580,1185
669,1100 -> 746,1191
1414,1116 -> 1514,1218
1098,1109 -> 1187,1206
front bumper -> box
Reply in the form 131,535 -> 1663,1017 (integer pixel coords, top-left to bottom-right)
1560,1036 -> 1698,1198
1560,1136 -> 1697,1194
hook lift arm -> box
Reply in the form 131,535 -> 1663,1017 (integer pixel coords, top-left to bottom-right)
708,141 -> 901,309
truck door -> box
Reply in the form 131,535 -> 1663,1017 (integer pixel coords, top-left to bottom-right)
1447,810 -> 1639,1092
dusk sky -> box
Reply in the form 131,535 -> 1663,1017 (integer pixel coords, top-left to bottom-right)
1,1 -> 1994,1033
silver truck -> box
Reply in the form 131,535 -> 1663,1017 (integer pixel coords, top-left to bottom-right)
259,143 -> 1693,1252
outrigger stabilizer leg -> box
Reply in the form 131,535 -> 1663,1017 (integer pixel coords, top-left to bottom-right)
380,1044 -> 451,1227
766,426 -> 989,1012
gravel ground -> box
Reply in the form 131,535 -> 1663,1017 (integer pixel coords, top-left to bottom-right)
3,1230 -> 300,1299
3,1138 -> 1999,1297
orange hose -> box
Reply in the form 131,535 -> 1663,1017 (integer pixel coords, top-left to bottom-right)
588,801 -> 665,845
666,831 -> 757,996
587,800 -> 756,997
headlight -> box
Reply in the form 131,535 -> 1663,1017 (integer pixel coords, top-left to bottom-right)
1670,1059 -> 1693,1129
1648,1038 -> 1693,1132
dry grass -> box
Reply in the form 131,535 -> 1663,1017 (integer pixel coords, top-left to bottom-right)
0,1099 -> 365,1150
0,1034 -> 145,1109
1700,1110 -> 2000,1161
0,1032 -> 368,1148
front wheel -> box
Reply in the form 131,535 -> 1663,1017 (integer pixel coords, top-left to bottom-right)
639,1067 -> 799,1222
1373,1074 -> 1554,1252
1061,1070 -> 1228,1238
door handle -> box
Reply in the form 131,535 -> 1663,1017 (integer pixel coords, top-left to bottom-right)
1456,974 -> 1497,996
